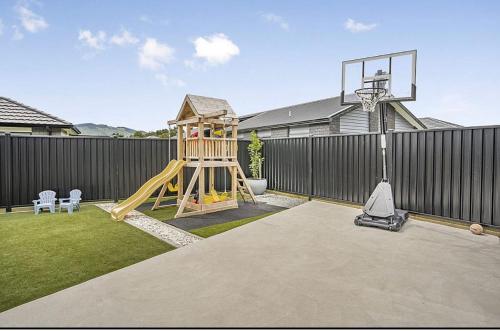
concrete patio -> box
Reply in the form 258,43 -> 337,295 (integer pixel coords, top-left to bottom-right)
1,201 -> 499,327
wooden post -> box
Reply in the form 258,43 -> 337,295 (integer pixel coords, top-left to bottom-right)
176,165 -> 201,218
198,120 -> 205,204
209,124 -> 215,191
231,121 -> 238,160
177,124 -> 184,202
231,165 -> 237,200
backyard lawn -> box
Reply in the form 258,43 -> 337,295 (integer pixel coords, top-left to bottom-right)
0,206 -> 174,313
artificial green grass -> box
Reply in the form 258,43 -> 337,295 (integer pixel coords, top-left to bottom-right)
189,212 -> 277,238
0,206 -> 174,313
142,205 -> 178,221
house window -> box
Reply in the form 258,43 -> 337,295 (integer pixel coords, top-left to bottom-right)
289,126 -> 309,137
257,129 -> 271,138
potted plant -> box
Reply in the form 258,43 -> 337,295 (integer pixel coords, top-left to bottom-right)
247,131 -> 267,195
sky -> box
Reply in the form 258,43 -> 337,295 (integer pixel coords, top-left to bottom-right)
0,0 -> 499,130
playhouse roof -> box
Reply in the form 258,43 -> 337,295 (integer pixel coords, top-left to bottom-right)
175,94 -> 237,121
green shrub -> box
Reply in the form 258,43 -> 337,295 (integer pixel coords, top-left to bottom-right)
248,131 -> 264,179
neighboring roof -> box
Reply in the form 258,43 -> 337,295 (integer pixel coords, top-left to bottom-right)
239,96 -> 354,131
419,117 -> 462,129
0,96 -> 77,131
239,111 -> 263,122
238,95 -> 428,132
175,94 -> 237,121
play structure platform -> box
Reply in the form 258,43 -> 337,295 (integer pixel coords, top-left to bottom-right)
110,94 -> 256,221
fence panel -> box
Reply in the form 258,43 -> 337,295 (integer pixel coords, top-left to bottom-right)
260,127 -> 500,227
0,135 -> 249,208
2,127 -> 500,227
262,138 -> 309,195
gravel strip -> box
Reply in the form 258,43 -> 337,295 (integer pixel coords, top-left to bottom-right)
95,203 -> 202,248
255,193 -> 306,208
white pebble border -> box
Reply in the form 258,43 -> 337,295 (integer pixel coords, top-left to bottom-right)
95,193 -> 303,247
255,193 -> 306,208
96,203 -> 202,248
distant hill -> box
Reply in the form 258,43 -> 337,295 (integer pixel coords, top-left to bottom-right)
76,123 -> 136,137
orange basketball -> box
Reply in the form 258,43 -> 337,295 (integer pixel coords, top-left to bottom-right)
469,224 -> 483,235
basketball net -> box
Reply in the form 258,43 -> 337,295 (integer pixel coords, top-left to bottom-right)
355,87 -> 386,113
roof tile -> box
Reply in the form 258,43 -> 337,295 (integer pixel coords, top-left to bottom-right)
0,97 -> 73,127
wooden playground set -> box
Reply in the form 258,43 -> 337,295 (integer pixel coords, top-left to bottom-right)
110,94 -> 256,221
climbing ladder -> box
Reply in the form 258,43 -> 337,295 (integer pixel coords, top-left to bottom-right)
235,164 -> 257,203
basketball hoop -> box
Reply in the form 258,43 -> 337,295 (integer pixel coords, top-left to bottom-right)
355,87 -> 386,113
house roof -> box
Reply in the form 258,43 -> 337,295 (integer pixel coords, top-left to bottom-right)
238,96 -> 355,131
239,111 -> 263,122
175,94 -> 237,121
0,96 -> 77,130
238,95 -> 428,132
419,117 -> 462,129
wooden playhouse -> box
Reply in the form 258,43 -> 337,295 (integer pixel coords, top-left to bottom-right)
154,94 -> 256,218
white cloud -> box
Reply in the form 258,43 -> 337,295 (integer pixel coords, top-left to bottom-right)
192,33 -> 240,65
344,18 -> 377,33
262,13 -> 289,31
110,29 -> 139,46
138,38 -> 175,70
0,19 -> 4,36
12,25 -> 24,40
16,5 -> 48,33
78,29 -> 107,50
154,73 -> 186,88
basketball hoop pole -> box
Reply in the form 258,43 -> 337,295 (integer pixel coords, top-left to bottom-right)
353,100 -> 407,231
379,102 -> 388,182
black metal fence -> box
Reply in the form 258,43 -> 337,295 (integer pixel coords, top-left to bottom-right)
2,127 -> 500,227
0,134 -> 250,210
262,127 -> 500,227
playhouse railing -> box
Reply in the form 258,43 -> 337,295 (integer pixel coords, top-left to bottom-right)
185,137 -> 237,159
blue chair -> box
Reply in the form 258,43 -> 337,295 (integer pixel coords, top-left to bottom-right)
33,190 -> 57,214
59,189 -> 82,214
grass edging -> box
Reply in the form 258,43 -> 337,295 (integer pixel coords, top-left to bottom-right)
189,212 -> 277,238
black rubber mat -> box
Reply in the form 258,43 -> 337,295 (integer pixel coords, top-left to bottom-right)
138,200 -> 285,231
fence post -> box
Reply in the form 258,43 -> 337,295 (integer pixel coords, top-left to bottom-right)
112,136 -> 119,203
4,133 -> 12,212
308,135 -> 313,201
386,130 -> 394,184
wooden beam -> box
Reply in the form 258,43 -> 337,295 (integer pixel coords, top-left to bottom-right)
200,110 -> 227,118
231,165 -> 237,200
177,124 -> 184,201
174,201 -> 238,218
172,117 -> 202,126
236,163 -> 257,203
186,161 -> 237,167
175,165 -> 201,218
197,121 -> 205,203
152,182 -> 168,210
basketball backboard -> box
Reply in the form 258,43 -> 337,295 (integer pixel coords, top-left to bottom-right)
341,50 -> 417,106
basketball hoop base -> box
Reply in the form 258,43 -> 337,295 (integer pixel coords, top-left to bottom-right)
354,209 -> 408,232
354,181 -> 408,231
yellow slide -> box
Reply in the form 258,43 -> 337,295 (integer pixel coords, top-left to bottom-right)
110,159 -> 185,221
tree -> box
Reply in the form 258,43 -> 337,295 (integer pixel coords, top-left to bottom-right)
132,131 -> 146,138
247,131 -> 264,179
